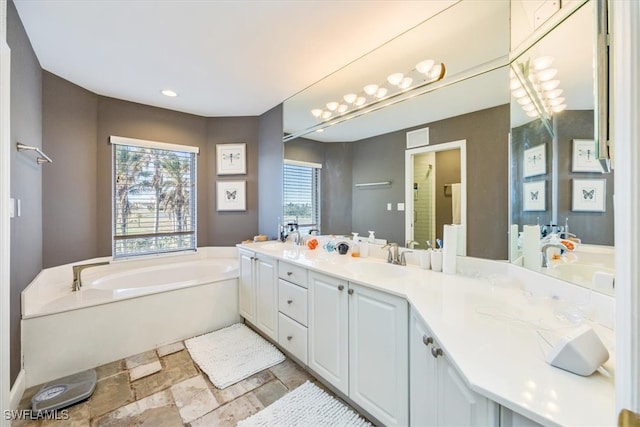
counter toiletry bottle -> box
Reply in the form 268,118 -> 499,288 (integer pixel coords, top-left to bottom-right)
368,230 -> 375,243
351,232 -> 360,257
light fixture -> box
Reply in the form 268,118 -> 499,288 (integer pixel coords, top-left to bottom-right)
310,58 -> 446,125
161,89 -> 178,97
511,56 -> 566,120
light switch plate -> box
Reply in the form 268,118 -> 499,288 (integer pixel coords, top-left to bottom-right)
397,203 -> 405,211
387,203 -> 392,211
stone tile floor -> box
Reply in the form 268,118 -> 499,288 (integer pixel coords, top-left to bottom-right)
14,340 -> 363,426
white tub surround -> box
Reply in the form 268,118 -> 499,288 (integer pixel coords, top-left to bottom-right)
238,241 -> 615,427
22,247 -> 240,387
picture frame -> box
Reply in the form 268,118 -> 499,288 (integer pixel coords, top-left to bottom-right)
216,143 -> 246,175
523,180 -> 546,211
523,144 -> 546,178
572,139 -> 603,172
572,179 -> 606,212
216,180 -> 246,211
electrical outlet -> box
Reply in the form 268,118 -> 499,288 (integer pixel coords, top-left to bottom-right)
387,203 -> 392,211
397,203 -> 405,211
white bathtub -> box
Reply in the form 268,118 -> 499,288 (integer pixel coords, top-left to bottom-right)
21,247 -> 241,387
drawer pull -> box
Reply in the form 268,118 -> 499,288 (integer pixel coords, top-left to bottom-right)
348,288 -> 354,295
287,335 -> 293,341
338,285 -> 344,291
431,347 -> 443,358
287,299 -> 293,305
287,271 -> 293,276
423,336 -> 433,346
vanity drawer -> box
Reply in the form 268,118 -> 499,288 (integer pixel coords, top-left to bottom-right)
278,313 -> 308,364
278,261 -> 308,288
278,279 -> 308,326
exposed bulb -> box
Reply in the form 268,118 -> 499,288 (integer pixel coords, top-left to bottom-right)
428,63 -> 444,79
399,77 -> 413,90
337,104 -> 348,113
387,72 -> 404,86
326,101 -> 339,111
548,97 -> 565,106
517,97 -> 532,106
363,84 -> 379,96
512,88 -> 527,98
375,87 -> 388,98
321,111 -> 332,119
552,104 -> 567,113
510,78 -> 522,90
533,56 -> 554,70
416,59 -> 435,74
311,109 -> 323,118
537,68 -> 558,82
522,103 -> 536,112
354,96 -> 366,107
545,89 -> 563,99
343,93 -> 357,104
540,80 -> 560,91
526,110 -> 540,117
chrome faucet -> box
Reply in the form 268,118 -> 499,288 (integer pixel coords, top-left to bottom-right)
72,261 -> 110,291
540,243 -> 565,268
406,240 -> 419,249
289,229 -> 304,246
383,243 -> 400,264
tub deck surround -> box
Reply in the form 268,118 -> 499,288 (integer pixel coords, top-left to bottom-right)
238,241 -> 615,427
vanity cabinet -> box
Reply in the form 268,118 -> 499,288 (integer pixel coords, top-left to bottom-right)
308,271 -> 408,427
410,309 -> 497,426
238,248 -> 278,341
277,261 -> 309,364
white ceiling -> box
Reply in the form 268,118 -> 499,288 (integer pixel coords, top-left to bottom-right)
13,0 -> 457,117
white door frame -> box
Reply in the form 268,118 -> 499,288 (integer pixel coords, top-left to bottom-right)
0,0 -> 12,423
405,140 -> 467,254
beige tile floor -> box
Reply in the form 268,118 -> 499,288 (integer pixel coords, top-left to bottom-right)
14,339 -> 366,426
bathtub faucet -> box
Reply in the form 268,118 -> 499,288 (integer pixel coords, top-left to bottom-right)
72,261 -> 110,291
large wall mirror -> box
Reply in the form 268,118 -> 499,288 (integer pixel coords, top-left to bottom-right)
509,0 -> 614,296
283,0 -> 510,260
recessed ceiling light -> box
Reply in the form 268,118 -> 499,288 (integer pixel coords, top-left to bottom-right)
161,89 -> 178,97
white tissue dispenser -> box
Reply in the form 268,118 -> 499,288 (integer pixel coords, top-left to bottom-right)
545,325 -> 609,376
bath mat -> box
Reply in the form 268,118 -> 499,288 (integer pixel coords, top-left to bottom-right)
237,381 -> 372,427
185,323 -> 284,389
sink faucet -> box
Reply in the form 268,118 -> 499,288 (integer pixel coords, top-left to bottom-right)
406,240 -> 419,249
72,261 -> 110,291
540,243 -> 565,268
289,229 -> 304,246
383,243 -> 400,264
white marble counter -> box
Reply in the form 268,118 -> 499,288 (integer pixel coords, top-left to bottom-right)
238,241 -> 615,427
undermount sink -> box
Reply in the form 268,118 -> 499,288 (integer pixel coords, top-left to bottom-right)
344,262 -> 412,279
547,263 -> 614,287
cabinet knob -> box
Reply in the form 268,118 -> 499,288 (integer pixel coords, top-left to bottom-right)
431,347 -> 443,358
250,256 -> 257,261
287,271 -> 293,276
287,299 -> 293,305
287,335 -> 293,341
338,285 -> 344,291
422,336 -> 433,346
348,288 -> 354,295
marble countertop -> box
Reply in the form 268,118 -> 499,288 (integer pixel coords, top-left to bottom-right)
238,241 -> 615,427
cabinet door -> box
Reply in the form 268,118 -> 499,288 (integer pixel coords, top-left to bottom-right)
437,354 -> 497,426
255,255 -> 278,340
349,283 -> 408,427
308,271 -> 349,395
238,249 -> 255,322
409,310 -> 438,427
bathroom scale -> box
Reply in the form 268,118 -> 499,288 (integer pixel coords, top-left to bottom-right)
31,369 -> 97,413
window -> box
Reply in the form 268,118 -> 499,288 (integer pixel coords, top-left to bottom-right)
111,136 -> 198,259
283,160 -> 321,233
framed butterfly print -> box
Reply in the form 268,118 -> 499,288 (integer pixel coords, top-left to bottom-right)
216,143 -> 246,175
523,180 -> 545,211
217,180 -> 246,211
572,139 -> 603,172
572,179 -> 606,212
523,144 -> 546,178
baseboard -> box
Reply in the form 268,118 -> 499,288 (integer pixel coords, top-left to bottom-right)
9,369 -> 26,410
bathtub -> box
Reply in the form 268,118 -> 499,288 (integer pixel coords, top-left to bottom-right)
21,247 -> 240,387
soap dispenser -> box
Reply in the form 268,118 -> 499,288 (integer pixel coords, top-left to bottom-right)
368,231 -> 375,243
351,232 -> 360,257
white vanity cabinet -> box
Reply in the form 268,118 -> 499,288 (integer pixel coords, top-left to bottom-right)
277,261 -> 309,364
238,248 -> 278,341
308,271 -> 408,427
410,309 -> 497,426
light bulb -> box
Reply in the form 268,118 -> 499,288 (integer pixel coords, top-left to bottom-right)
548,97 -> 565,106
552,104 -> 567,113
428,63 -> 443,79
416,59 -> 435,74
400,77 -> 413,90
540,80 -> 560,91
512,88 -> 527,98
517,97 -> 532,106
321,111 -> 332,119
326,101 -> 339,111
375,87 -> 388,98
311,109 -> 323,118
364,84 -> 378,96
526,110 -> 540,117
545,89 -> 563,99
522,103 -> 536,112
537,68 -> 558,82
343,93 -> 357,104
337,104 -> 348,113
387,72 -> 404,86
533,56 -> 554,70
354,96 -> 366,107
161,89 -> 178,97
510,78 -> 522,90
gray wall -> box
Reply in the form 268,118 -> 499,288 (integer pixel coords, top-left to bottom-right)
258,104 -> 283,239
8,0 -> 42,384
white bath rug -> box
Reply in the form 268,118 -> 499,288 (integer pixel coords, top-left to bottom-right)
237,381 -> 372,427
185,323 -> 284,389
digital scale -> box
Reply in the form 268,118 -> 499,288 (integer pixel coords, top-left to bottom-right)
31,369 -> 97,413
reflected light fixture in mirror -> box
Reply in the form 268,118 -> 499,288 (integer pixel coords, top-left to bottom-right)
510,56 -> 567,122
308,59 -> 447,128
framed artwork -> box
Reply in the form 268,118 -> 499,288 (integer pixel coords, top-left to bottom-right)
216,143 -> 246,175
523,180 -> 545,211
572,179 -> 606,212
217,180 -> 246,211
523,144 -> 546,177
572,139 -> 603,172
